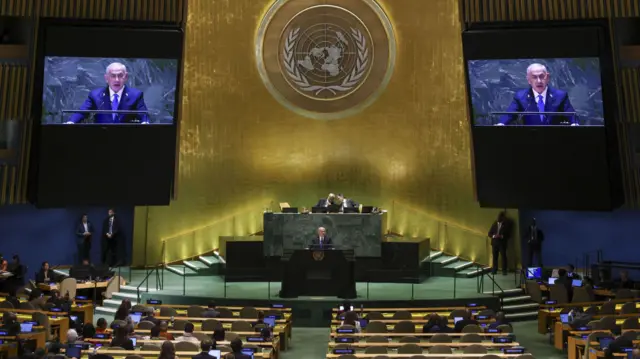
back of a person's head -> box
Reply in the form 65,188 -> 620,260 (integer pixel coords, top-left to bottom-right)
66,329 -> 78,343
343,311 -> 358,325
184,322 -> 195,333
230,338 -> 243,352
208,301 -> 216,309
426,313 -> 439,325
200,339 -> 213,352
159,340 -> 175,359
464,310 -> 473,320
150,325 -> 162,338
213,327 -> 226,341
83,323 -> 96,338
96,318 -> 107,329
558,268 -> 568,277
29,288 -> 42,301
34,347 -> 46,359
257,311 -> 265,320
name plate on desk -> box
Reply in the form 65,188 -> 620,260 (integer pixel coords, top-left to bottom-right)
503,347 -> 525,354
477,315 -> 489,320
486,328 -> 502,333
0,330 -> 7,336
333,349 -> 355,355
337,328 -> 355,334
246,337 -> 265,342
493,337 -> 513,344
334,337 -> 356,343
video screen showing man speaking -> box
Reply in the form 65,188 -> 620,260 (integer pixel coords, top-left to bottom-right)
41,57 -> 178,124
467,58 -> 604,126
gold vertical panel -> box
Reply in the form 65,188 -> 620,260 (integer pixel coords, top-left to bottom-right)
133,0 -> 506,267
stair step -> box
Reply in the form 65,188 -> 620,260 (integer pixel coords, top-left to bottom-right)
482,288 -> 523,296
184,260 -> 210,271
120,285 -> 140,293
95,306 -> 117,315
166,265 -> 198,276
103,299 -> 126,309
199,256 -> 222,266
443,260 -> 474,271
505,311 -> 539,320
502,302 -> 539,312
457,266 -> 492,278
431,255 -> 458,265
502,295 -> 532,303
427,251 -> 443,261
113,292 -> 139,301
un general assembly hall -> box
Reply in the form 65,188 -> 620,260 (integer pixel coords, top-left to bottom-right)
3,0 -> 640,358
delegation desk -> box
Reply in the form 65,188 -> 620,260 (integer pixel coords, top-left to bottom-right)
329,332 -> 509,339
0,331 -> 47,349
66,349 -> 272,359
154,315 -> 292,341
537,301 -> 640,334
326,341 -> 522,349
324,354 -> 529,358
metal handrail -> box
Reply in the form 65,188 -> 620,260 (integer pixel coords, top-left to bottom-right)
136,264 -> 163,303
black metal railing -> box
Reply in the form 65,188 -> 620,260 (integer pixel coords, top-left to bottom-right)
136,264 -> 164,303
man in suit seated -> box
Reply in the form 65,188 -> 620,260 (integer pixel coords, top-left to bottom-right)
337,193 -> 359,212
310,227 -> 333,249
496,63 -> 577,126
316,193 -> 336,208
453,310 -> 479,333
67,62 -> 149,124
230,338 -> 252,359
35,261 -> 56,283
567,264 -> 581,280
192,338 -> 216,359
555,268 -> 574,301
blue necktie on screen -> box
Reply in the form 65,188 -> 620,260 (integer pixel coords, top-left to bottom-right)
112,94 -> 119,123
109,217 -> 113,234
537,95 -> 545,123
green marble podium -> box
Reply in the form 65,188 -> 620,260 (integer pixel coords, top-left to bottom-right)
263,212 -> 387,257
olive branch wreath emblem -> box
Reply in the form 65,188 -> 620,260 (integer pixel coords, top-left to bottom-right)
282,27 -> 369,96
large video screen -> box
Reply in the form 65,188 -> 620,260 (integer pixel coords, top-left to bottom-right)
468,58 -> 603,126
42,57 -> 178,125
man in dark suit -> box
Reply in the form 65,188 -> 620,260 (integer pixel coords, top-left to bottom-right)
75,214 -> 95,264
488,211 -> 513,275
337,194 -> 359,212
230,338 -> 252,359
524,218 -> 544,268
555,268 -> 574,302
35,261 -> 56,283
192,338 -> 216,359
102,208 -> 122,267
66,62 -> 149,124
311,227 -> 333,249
497,63 -> 576,126
453,311 -> 479,333
316,193 -> 336,208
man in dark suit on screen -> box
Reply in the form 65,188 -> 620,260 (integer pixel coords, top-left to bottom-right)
66,62 -> 149,124
496,63 -> 577,126
488,211 -> 513,275
102,208 -> 122,266
310,227 -> 333,249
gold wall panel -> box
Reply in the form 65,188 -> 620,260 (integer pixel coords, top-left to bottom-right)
133,0 -> 509,267
462,0 -> 640,22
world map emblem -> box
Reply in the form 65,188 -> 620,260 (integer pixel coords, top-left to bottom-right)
256,0 -> 396,120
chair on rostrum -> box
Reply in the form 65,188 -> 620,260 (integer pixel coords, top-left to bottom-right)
462,324 -> 482,333
393,311 -> 413,320
463,344 -> 487,354
399,336 -> 420,343
525,280 -> 544,302
429,334 -> 452,343
549,285 -> 569,304
364,346 -> 387,354
393,321 -> 415,333
366,335 -> 388,343
397,343 -> 422,354
460,333 -> 483,343
240,306 -> 258,319
366,321 -> 387,333
159,307 -> 178,317
598,301 -> 615,315
187,305 -> 204,317
174,341 -> 199,352
621,302 -> 637,314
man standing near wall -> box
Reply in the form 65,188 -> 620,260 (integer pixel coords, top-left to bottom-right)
488,211 -> 514,275
102,208 -> 121,266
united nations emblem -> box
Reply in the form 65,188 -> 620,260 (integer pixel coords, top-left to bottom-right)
256,0 -> 396,120
312,251 -> 325,261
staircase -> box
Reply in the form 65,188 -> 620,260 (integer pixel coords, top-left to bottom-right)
165,254 -> 225,277
483,286 -> 539,321
427,250 -> 492,278
95,285 -> 152,317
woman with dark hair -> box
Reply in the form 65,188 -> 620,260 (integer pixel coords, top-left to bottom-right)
341,311 -> 361,332
437,316 -> 453,333
36,261 -> 56,283
75,214 -> 94,264
110,326 -> 134,350
158,340 -> 179,359
114,299 -> 133,324
83,323 -> 96,339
